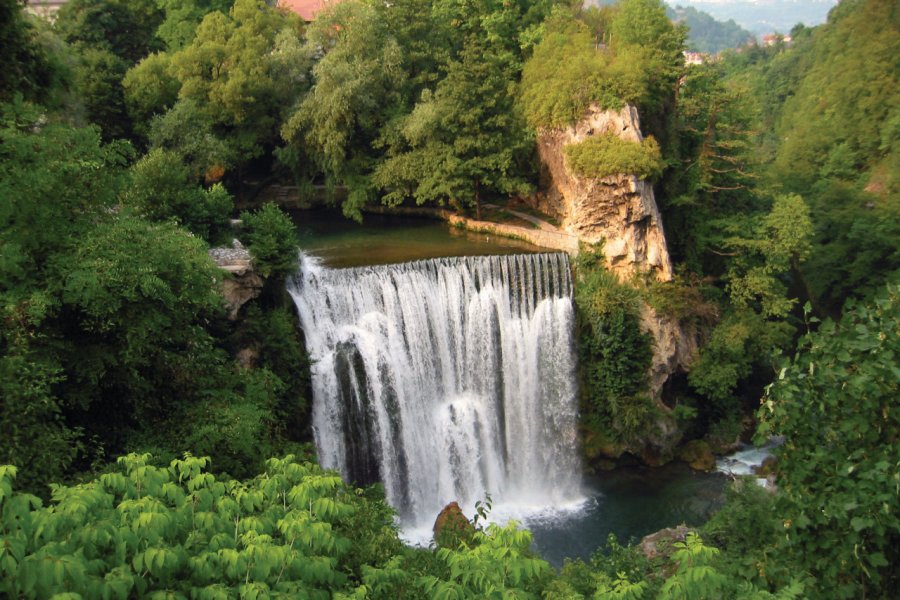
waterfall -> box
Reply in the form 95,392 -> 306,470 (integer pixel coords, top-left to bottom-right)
288,252 -> 582,530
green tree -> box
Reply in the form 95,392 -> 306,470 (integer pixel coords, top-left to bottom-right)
281,0 -> 406,219
758,288 -> 900,599
240,203 -> 299,280
166,0 -> 305,172
0,0 -> 65,102
121,51 -> 180,138
0,453 -> 399,598
574,250 -> 654,441
124,147 -> 233,241
156,0 -> 233,51
374,34 -> 533,219
54,0 -> 163,64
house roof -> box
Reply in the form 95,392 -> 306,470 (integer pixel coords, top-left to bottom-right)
279,0 -> 339,22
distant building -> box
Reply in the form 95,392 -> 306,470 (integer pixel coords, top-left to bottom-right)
25,0 -> 67,19
761,33 -> 793,47
683,51 -> 707,66
279,0 -> 342,22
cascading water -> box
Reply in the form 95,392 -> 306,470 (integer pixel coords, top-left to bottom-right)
288,252 -> 583,533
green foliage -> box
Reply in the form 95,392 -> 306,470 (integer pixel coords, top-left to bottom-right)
57,216 -> 226,417
374,31 -> 534,218
148,97 -> 238,176
121,52 -> 180,137
281,0 -> 406,219
423,522 -> 552,599
0,0 -> 66,103
0,108 -> 281,493
229,305 -> 310,433
54,0 -> 165,139
156,0 -> 233,51
565,134 -> 662,180
701,481 -> 787,587
758,288 -> 900,598
125,147 -> 233,242
240,203 -> 299,280
136,0 -> 305,175
722,194 -> 813,319
575,250 -> 654,440
0,453 -> 397,598
182,368 -> 282,479
772,0 -> 898,192
661,61 -> 760,271
519,11 -> 644,129
54,0 -> 163,64
688,309 -> 791,419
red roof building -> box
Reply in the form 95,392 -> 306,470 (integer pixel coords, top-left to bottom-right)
279,0 -> 341,22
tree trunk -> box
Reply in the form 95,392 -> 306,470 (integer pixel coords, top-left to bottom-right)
474,181 -> 482,221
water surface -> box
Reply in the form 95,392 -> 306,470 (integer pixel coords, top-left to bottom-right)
291,209 -> 544,268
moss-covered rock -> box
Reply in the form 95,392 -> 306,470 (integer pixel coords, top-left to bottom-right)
678,439 -> 716,472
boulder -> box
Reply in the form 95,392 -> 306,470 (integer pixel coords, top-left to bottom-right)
678,440 -> 716,472
433,502 -> 475,548
639,524 -> 695,560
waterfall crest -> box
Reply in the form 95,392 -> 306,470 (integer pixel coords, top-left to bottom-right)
288,252 -> 582,528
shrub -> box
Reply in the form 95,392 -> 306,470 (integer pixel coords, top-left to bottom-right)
575,250 -> 654,440
240,203 -> 298,280
565,134 -> 663,180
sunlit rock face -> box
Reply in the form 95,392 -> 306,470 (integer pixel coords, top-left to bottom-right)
532,104 -> 673,283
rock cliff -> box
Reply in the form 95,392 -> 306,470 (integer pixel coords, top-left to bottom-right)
209,241 -> 264,320
531,104 -> 673,282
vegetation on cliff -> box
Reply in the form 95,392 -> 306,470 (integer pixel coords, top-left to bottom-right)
565,134 -> 662,180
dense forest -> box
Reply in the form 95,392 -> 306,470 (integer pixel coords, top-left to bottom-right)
1,0 -> 897,597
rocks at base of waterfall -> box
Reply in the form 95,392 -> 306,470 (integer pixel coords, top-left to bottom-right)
678,440 -> 716,472
433,502 -> 476,548
639,524 -> 696,561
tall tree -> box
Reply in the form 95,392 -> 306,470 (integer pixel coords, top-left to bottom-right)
374,35 -> 533,218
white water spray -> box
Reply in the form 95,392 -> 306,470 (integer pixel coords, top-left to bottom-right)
288,253 -> 583,531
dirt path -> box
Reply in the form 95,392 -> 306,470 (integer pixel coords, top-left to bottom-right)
483,204 -> 559,232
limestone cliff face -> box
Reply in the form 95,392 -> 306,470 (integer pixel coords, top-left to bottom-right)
209,242 -> 264,320
532,104 -> 673,282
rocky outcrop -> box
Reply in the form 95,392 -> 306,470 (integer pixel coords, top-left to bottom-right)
678,440 -> 716,472
530,105 -> 702,465
531,104 -> 673,282
639,524 -> 696,561
209,241 -> 264,320
640,304 -> 698,400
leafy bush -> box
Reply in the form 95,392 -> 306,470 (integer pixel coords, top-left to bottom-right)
519,12 -> 642,129
0,453 -> 398,598
575,250 -> 654,440
240,203 -> 299,280
565,134 -> 663,180
688,309 -> 792,421
125,147 -> 233,242
758,288 -> 900,598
